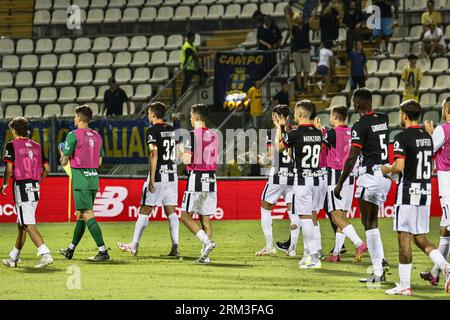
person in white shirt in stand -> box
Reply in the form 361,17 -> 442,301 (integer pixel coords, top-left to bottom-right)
422,21 -> 445,58
316,40 -> 335,102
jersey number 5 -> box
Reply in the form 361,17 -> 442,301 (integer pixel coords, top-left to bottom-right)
379,134 -> 388,161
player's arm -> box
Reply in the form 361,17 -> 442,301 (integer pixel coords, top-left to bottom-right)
60,132 -> 76,166
273,113 -> 290,152
148,145 -> 158,193
41,146 -> 50,182
381,158 -> 404,175
1,163 -> 13,196
181,132 -> 194,165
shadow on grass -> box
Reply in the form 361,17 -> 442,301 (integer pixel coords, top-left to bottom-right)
19,267 -> 64,274
200,262 -> 253,268
84,259 -> 131,265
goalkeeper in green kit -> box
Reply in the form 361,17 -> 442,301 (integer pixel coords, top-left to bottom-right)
59,105 -> 109,261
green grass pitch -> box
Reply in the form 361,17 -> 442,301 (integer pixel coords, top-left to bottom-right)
0,218 -> 448,300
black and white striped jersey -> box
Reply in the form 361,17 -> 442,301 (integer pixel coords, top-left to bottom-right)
146,123 -> 177,183
393,126 -> 433,206
13,180 -> 40,203
327,168 -> 355,186
267,129 -> 295,186
186,171 -> 217,192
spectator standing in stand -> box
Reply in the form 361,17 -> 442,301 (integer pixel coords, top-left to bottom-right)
343,0 -> 365,53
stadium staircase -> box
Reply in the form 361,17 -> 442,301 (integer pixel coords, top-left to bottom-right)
0,0 -> 34,38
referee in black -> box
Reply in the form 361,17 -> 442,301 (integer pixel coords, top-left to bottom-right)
101,77 -> 131,116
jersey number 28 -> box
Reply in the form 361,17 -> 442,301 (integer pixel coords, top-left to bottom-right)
301,145 -> 321,168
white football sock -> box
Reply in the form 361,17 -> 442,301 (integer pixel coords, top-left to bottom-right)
333,232 -> 346,256
289,212 -> 300,251
68,244 -> 76,250
399,263 -> 412,289
132,214 -> 149,248
431,236 -> 450,276
168,213 -> 180,245
429,249 -> 448,272
301,219 -> 318,257
314,222 -> 322,251
303,237 -> 310,256
366,228 -> 384,277
196,229 -> 209,245
261,208 -> 273,249
37,244 -> 50,256
342,224 -> 363,247
98,245 -> 106,252
9,247 -> 20,260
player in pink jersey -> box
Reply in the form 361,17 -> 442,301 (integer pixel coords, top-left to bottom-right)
323,106 -> 368,263
422,96 -> 450,286
1,117 -> 53,268
180,104 -> 218,263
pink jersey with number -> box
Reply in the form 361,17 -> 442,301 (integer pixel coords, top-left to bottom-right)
435,122 -> 450,171
71,128 -> 103,169
319,127 -> 328,168
186,127 -> 219,172
327,125 -> 351,170
12,138 -> 43,181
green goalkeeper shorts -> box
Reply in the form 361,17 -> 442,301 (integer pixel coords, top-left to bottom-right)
73,189 -> 97,211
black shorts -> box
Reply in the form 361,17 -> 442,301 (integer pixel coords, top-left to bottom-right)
351,76 -> 365,90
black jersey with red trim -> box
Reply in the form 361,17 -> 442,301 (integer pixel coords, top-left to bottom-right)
146,122 -> 177,183
351,112 -> 389,174
267,128 -> 295,185
282,124 -> 323,185
393,126 -> 433,205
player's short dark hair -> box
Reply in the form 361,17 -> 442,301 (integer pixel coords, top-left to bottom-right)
400,99 -> 422,121
353,88 -> 372,110
295,99 -> 316,120
108,77 -> 117,85
148,101 -> 166,119
407,53 -> 418,61
9,117 -> 29,137
186,32 -> 195,39
331,106 -> 348,122
273,104 -> 290,117
75,105 -> 93,122
191,104 -> 209,121
281,79 -> 288,86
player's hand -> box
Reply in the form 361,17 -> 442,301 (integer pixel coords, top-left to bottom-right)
333,183 -> 342,200
1,184 -> 7,196
380,165 -> 390,176
424,120 -> 435,135
149,181 -> 156,193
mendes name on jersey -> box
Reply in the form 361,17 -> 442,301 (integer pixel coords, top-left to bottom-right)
147,123 -> 177,183
267,129 -> 294,185
393,126 -> 433,206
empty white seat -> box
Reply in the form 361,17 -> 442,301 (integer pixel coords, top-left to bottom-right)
95,52 -> 114,68
4,105 -> 23,119
382,94 -> 400,109
420,93 -> 437,108
391,25 -> 409,41
130,51 -> 150,67
261,2 -> 274,15
35,0 -> 52,10
93,69 -> 113,85
174,6 -> 191,21
62,104 -> 77,117
145,0 -> 162,5
423,110 -> 440,123
419,75 -> 434,92
128,0 -> 145,6
114,52 -> 132,67
52,10 -> 68,25
379,77 -> 398,93
115,68 -> 132,84
129,36 -> 148,52
430,58 -> 449,75
406,25 -> 423,41
191,5 -> 208,19
348,113 -> 360,126
123,102 -> 136,115
133,84 -> 152,101
377,59 -> 395,75
131,67 -> 151,84
15,72 -> 33,88
58,53 -> 77,69
240,30 -> 257,47
55,70 -> 74,87
73,0 -> 90,9
121,85 -> 134,98
23,105 -> 42,118
439,92 -> 450,104
274,2 -> 285,17
241,3 -> 258,18
165,34 -> 183,50
167,50 -> 181,66
92,37 -> 110,53
109,0 -> 126,7
74,69 -> 93,86
110,36 -> 129,52
34,10 -> 51,25
122,8 -> 140,23
2,55 -> 19,71
149,50 -> 167,66
366,60 -> 378,75
411,0 -> 426,11
58,87 -> 77,103
394,59 -> 408,75
156,7 -> 174,21
87,8 -> 104,24
0,72 -> 13,88
206,5 -> 224,20
20,88 -> 39,104
330,95 -> 347,107
224,4 -> 241,19
39,87 -> 57,104
165,0 -> 181,5
35,71 -> 53,87
104,8 -> 122,23
39,54 -> 58,70
21,55 -> 39,70
77,86 -> 96,103
365,77 -> 380,91
73,37 -> 91,53
53,0 -> 70,9
0,38 -> 14,55
54,38 -> 73,53
43,104 -> 62,117
90,0 -> 108,8
149,67 -> 169,84
16,39 -> 34,55
388,112 -> 400,128
373,94 -> 383,109
182,0 -> 199,4
95,85 -> 109,102
86,102 -> 99,115
417,58 -> 431,73
140,7 -> 157,22
147,35 -> 165,50
77,53 -> 95,69
411,42 -> 422,55
391,42 -> 410,58
1,88 -> 18,104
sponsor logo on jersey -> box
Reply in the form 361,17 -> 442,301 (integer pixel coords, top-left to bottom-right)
83,171 -> 98,177
201,176 -> 216,184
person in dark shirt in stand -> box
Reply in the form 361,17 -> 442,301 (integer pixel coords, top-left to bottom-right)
348,41 -> 368,99
101,77 -> 130,116
343,0 -> 365,53
319,0 -> 341,43
257,15 -> 282,69
271,80 -> 290,107
372,0 -> 395,56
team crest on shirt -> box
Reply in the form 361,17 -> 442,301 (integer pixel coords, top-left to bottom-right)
352,130 -> 359,138
28,150 -> 34,159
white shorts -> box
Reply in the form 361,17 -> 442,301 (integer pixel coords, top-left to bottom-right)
292,185 -> 314,216
393,205 -> 430,235
141,181 -> 178,207
440,195 -> 450,228
327,183 -> 354,212
261,183 -> 293,205
16,202 -> 38,226
313,176 -> 327,212
355,173 -> 391,206
181,191 -> 217,216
